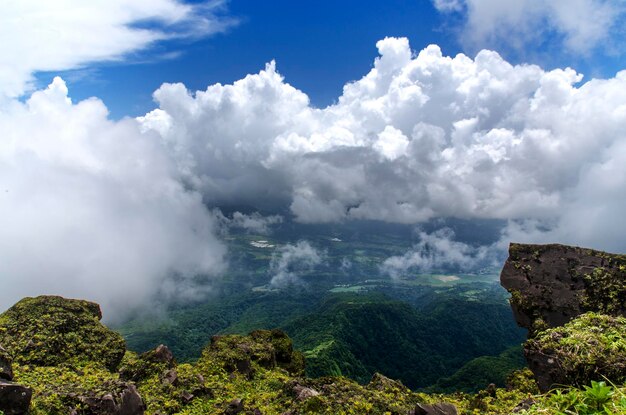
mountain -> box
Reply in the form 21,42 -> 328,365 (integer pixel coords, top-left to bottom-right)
118,283 -> 526,391
284,293 -> 525,389
0,295 -> 531,415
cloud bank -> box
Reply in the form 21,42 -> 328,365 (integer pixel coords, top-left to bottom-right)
0,77 -> 226,321
0,0 -> 235,320
141,37 -> 626,252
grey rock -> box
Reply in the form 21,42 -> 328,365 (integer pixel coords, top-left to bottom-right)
500,243 -> 626,334
224,398 -> 244,415
414,402 -> 458,415
0,345 -> 13,381
0,379 -> 32,415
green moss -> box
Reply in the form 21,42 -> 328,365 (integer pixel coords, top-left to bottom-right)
13,362 -> 120,415
581,266 -> 626,313
0,296 -> 125,371
12,294 -> 626,415
197,329 -> 304,378
506,368 -> 539,395
520,381 -> 626,415
526,312 -> 626,387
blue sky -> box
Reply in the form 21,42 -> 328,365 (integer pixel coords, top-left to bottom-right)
35,0 -> 626,119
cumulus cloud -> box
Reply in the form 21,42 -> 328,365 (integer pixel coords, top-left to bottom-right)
0,0 -> 235,97
381,228 -> 498,278
0,77 -> 226,321
432,0 -> 626,56
269,241 -> 324,288
140,37 -> 626,252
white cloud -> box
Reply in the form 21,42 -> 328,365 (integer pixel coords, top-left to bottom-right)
433,0 -> 464,12
0,77 -> 226,321
269,241 -> 324,288
140,37 -> 626,252
432,0 -> 626,56
381,228 -> 497,278
374,126 -> 410,161
0,0 -> 235,98
215,211 -> 283,234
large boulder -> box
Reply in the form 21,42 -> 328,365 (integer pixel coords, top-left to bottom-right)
0,296 -> 126,371
501,243 -> 626,392
500,243 -> 626,335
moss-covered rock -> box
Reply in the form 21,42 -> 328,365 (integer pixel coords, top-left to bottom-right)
505,368 -> 539,395
13,363 -> 144,415
118,345 -> 176,383
0,296 -> 126,371
525,312 -> 626,392
198,329 -> 305,378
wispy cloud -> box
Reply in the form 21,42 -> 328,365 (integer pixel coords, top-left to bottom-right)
269,241 -> 324,288
0,0 -> 236,98
380,228 -> 499,278
432,0 -> 626,57
215,211 -> 283,235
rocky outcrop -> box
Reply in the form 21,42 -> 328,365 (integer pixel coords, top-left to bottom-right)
202,329 -> 305,378
119,344 -> 176,382
501,243 -> 626,392
500,243 -> 626,335
73,382 -> 145,415
367,372 -> 408,392
0,295 -> 126,371
0,296 -> 145,414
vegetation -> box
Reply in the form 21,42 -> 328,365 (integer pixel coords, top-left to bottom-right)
284,293 -> 525,389
118,284 -> 524,392
581,265 -> 626,314
526,312 -> 626,389
521,381 -> 626,415
0,296 -> 125,370
431,346 -> 526,393
5,294 -> 626,414
5,239 -> 626,414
